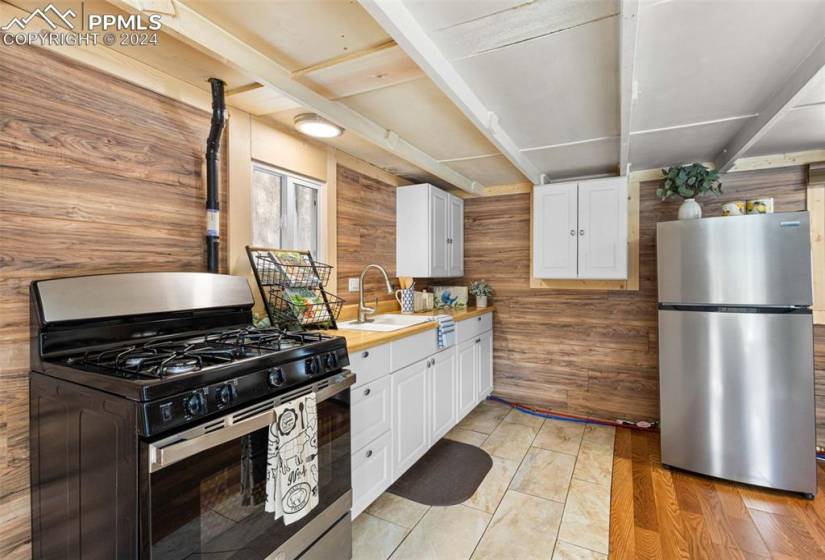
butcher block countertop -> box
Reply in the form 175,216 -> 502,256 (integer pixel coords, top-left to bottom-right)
321,306 -> 495,353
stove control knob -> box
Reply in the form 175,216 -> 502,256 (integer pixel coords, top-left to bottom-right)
305,357 -> 320,375
267,367 -> 285,387
324,352 -> 338,370
216,384 -> 236,406
184,393 -> 206,417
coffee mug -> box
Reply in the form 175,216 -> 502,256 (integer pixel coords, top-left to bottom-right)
395,288 -> 415,313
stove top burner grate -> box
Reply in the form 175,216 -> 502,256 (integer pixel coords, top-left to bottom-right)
64,326 -> 332,379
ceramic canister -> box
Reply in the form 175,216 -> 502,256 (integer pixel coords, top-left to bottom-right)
747,198 -> 774,214
395,287 -> 415,313
722,200 -> 746,216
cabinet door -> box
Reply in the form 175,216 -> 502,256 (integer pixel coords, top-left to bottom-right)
577,177 -> 628,279
477,330 -> 493,399
533,182 -> 578,279
391,359 -> 429,478
430,187 -> 450,277
448,195 -> 464,277
457,339 -> 477,420
429,349 -> 457,444
351,376 -> 391,453
351,431 -> 392,518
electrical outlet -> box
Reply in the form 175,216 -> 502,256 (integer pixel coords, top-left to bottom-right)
348,277 -> 360,292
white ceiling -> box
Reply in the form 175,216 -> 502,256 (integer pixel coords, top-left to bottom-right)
20,0 -> 824,188
186,0 -> 392,72
380,0 -> 825,178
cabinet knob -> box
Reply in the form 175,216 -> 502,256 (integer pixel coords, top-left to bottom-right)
579,229 -> 585,236
476,338 -> 481,343
570,229 -> 576,237
363,388 -> 371,397
361,351 -> 369,358
366,449 -> 373,458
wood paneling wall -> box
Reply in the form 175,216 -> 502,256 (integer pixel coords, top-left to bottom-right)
464,166 -> 825,438
0,44 -> 227,558
336,165 -> 397,305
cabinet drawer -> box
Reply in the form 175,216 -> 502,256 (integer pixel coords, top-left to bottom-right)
351,431 -> 392,518
456,313 -> 492,344
390,329 -> 437,372
349,343 -> 390,389
351,377 -> 391,452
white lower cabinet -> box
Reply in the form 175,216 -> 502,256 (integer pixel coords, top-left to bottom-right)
457,338 -> 477,420
429,347 -> 457,445
478,330 -> 493,399
351,431 -> 392,518
391,358 -> 430,479
350,312 -> 494,517
350,376 -> 390,452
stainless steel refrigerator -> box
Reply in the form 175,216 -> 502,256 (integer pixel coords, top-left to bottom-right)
657,211 -> 816,497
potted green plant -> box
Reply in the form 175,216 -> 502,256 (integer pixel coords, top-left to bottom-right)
469,280 -> 492,308
657,163 -> 722,220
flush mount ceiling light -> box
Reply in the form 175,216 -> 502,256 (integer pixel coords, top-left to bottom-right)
294,113 -> 344,138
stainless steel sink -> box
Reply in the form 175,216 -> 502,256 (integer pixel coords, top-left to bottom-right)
336,314 -> 434,332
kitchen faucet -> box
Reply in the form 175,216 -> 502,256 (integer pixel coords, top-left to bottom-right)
357,264 -> 394,323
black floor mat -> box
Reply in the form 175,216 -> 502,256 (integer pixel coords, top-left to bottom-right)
388,438 -> 493,506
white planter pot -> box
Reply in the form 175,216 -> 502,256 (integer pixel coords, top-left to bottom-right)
678,198 -> 702,220
475,295 -> 488,308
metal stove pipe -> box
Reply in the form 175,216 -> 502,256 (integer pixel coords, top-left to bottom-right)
206,78 -> 226,273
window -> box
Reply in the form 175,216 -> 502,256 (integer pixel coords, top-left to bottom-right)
251,163 -> 324,258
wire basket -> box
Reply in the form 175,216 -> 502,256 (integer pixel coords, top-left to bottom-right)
265,287 -> 344,328
249,249 -> 332,288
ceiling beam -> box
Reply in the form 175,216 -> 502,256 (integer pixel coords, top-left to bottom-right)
358,0 -> 542,185
109,0 -> 482,194
619,0 -> 639,176
225,83 -> 263,97
290,39 -> 396,78
716,36 -> 825,173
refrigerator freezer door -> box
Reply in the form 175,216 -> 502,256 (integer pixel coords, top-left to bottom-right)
659,309 -> 816,495
657,212 -> 812,306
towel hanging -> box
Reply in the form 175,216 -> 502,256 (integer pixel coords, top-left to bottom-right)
265,392 -> 319,524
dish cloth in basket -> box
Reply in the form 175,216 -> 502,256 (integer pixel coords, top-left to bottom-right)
265,392 -> 319,525
436,314 -> 456,349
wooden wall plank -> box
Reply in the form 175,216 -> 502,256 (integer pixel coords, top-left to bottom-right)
0,43 -> 226,558
335,165 -> 398,305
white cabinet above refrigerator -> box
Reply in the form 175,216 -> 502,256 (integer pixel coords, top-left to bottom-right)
397,183 -> 463,278
532,176 -> 628,280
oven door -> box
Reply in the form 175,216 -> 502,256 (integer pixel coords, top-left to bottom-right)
142,371 -> 353,560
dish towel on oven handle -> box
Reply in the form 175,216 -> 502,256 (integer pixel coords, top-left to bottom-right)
265,392 -> 319,525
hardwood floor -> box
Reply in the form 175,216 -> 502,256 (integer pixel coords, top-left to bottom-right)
610,429 -> 825,559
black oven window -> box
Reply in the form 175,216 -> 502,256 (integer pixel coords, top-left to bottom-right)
150,395 -> 350,559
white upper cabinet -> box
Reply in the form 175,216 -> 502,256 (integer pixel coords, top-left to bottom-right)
532,182 -> 578,279
397,184 -> 464,278
578,178 -> 628,279
533,176 -> 628,280
448,195 -> 464,277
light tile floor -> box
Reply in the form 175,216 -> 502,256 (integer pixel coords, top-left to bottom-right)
352,399 -> 615,560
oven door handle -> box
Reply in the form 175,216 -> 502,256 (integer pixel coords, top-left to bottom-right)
148,370 -> 354,473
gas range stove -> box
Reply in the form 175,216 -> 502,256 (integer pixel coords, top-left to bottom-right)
29,272 -> 355,559
30,272 -> 350,436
